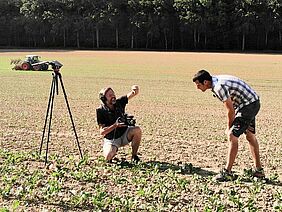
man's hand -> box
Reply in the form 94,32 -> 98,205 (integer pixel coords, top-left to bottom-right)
99,119 -> 127,136
115,118 -> 127,128
127,85 -> 140,100
225,127 -> 231,135
131,85 -> 139,95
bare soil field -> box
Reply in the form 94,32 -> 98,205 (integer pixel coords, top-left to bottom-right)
0,50 -> 281,211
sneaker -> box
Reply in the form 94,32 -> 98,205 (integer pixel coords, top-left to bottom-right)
106,157 -> 120,164
106,159 -> 112,164
131,155 -> 140,163
252,167 -> 265,178
214,168 -> 236,182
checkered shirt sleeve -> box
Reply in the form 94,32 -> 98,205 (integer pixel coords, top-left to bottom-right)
213,84 -> 229,102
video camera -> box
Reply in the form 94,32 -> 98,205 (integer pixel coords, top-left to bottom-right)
118,114 -> 136,126
49,60 -> 63,71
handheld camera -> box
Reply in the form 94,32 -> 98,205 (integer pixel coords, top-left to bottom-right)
118,114 -> 136,126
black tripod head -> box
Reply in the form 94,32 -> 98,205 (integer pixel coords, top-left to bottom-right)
49,60 -> 63,74
49,60 -> 63,94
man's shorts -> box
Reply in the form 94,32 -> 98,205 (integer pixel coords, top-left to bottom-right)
103,126 -> 133,149
231,100 -> 260,138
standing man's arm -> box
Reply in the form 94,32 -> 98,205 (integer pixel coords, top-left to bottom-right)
223,97 -> 235,134
127,85 -> 139,100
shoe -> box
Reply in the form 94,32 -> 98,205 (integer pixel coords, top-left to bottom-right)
131,155 -> 140,163
214,168 -> 236,182
106,157 -> 120,164
106,159 -> 112,164
252,167 -> 265,178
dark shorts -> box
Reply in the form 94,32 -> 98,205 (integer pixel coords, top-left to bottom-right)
231,100 -> 260,137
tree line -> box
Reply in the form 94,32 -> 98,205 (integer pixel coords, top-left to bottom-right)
0,0 -> 281,51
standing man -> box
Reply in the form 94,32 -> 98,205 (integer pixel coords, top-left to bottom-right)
96,85 -> 142,163
192,70 -> 265,181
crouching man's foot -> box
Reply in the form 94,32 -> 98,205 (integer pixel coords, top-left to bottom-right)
131,155 -> 140,163
106,157 -> 120,164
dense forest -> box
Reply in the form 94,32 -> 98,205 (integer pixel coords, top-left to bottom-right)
0,0 -> 281,51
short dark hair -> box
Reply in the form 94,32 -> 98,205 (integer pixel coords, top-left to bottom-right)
192,70 -> 212,83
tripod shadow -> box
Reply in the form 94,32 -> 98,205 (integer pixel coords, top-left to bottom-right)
24,197 -> 95,211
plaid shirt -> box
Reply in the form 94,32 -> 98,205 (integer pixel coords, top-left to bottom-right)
212,75 -> 259,110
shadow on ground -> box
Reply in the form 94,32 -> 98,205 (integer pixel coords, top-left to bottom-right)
108,158 -> 217,177
238,176 -> 282,186
104,158 -> 282,185
143,160 -> 217,177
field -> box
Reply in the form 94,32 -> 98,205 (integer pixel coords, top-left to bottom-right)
0,50 -> 281,211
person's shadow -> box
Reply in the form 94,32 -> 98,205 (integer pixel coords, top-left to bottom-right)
112,160 -> 282,186
110,158 -> 216,177
142,160 -> 216,177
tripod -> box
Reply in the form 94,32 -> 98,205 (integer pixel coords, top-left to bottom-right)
39,66 -> 83,165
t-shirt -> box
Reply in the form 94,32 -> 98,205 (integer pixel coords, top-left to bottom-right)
96,96 -> 128,139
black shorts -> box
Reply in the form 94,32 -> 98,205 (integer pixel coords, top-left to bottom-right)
231,100 -> 260,137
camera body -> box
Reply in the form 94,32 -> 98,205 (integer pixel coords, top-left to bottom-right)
118,114 -> 136,126
49,60 -> 63,70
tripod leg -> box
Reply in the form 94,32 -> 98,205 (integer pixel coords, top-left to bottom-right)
40,76 -> 55,155
45,76 -> 56,165
55,72 -> 59,95
58,75 -> 83,159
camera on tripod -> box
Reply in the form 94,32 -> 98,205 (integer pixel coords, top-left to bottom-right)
49,60 -> 63,71
40,59 -> 83,165
118,114 -> 136,126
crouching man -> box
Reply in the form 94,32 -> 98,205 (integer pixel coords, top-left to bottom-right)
96,85 -> 142,163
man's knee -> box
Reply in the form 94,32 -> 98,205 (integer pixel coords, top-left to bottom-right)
227,131 -> 238,144
246,130 -> 256,142
128,126 -> 142,138
134,126 -> 142,136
